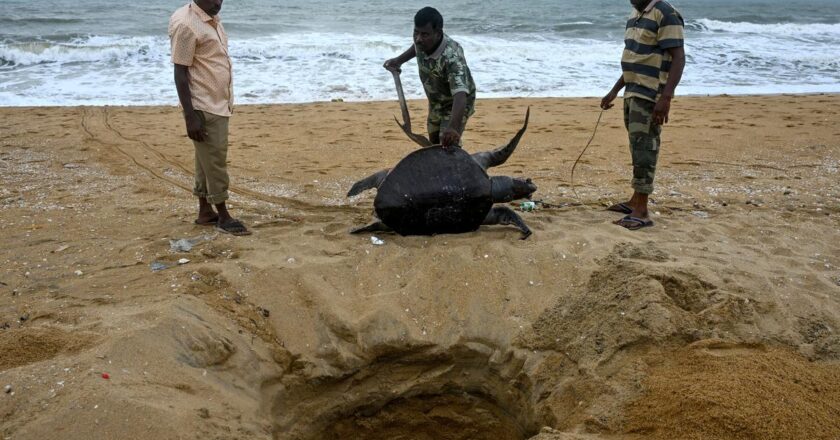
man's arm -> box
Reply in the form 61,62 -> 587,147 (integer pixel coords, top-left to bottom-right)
601,76 -> 626,110
441,48 -> 473,148
652,46 -> 685,125
174,64 -> 205,142
441,92 -> 466,147
383,46 -> 417,73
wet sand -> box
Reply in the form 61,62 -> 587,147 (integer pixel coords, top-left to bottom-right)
1,95 -> 839,439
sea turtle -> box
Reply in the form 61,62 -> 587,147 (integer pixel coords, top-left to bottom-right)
348,109 -> 536,239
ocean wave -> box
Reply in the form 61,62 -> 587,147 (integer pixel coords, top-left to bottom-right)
0,36 -> 165,66
690,18 -> 840,36
0,17 -> 84,24
0,30 -> 839,106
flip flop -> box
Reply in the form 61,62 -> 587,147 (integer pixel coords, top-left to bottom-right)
616,215 -> 654,230
216,219 -> 252,236
194,216 -> 218,226
606,203 -> 633,214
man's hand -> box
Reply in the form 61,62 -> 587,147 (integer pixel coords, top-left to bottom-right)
601,91 -> 618,110
440,127 -> 460,149
383,58 -> 402,73
652,95 -> 672,125
185,111 -> 206,142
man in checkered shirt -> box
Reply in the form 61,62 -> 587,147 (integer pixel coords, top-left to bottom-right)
170,0 -> 250,236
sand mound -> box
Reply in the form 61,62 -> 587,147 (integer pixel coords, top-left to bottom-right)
517,243 -> 779,366
514,242 -> 840,436
624,341 -> 840,440
0,327 -> 97,371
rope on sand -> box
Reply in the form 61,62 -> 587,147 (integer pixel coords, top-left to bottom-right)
570,109 -> 605,201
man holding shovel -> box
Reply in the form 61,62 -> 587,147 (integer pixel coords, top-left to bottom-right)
384,7 -> 476,148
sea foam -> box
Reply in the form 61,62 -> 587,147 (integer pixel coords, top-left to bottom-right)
1,18 -> 839,106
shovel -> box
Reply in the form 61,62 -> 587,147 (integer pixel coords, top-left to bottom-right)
390,70 -> 433,148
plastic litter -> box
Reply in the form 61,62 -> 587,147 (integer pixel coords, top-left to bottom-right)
520,201 -> 536,212
371,236 -> 385,246
150,262 -> 169,272
169,238 -> 201,253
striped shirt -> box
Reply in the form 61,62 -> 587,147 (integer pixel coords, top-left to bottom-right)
169,3 -> 233,117
621,0 -> 685,102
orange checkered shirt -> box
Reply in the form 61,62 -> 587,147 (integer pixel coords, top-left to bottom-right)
169,2 -> 233,117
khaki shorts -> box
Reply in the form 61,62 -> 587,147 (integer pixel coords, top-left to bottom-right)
192,110 -> 230,205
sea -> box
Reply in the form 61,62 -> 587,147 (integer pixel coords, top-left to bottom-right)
1,0 -> 839,106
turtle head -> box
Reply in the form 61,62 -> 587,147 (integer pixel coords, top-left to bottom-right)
491,176 -> 537,203
513,177 -> 538,200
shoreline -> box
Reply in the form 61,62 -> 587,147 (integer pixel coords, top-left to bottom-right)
2,91 -> 840,109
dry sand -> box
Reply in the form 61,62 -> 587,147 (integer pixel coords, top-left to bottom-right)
0,95 -> 839,439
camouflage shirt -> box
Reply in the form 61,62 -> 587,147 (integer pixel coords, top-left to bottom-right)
415,34 -> 476,118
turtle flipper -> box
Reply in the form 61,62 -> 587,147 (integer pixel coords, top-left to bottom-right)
483,206 -> 532,239
471,107 -> 530,170
347,169 -> 390,197
350,220 -> 392,234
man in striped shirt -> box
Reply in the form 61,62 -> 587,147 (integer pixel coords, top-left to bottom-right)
601,0 -> 686,230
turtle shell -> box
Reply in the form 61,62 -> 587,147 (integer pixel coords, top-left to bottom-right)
374,146 -> 493,236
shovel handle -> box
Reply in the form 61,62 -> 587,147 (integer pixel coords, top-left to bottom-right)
390,70 -> 432,147
391,70 -> 412,132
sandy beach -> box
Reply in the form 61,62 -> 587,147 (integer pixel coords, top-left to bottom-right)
1,95 -> 839,439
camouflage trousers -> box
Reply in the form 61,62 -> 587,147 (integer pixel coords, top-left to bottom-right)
623,97 -> 662,195
427,108 -> 470,147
